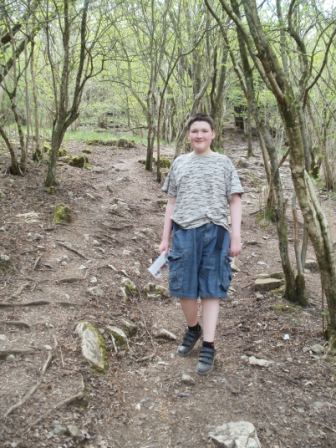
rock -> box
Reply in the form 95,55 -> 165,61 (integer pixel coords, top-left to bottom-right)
310,344 -> 325,355
107,326 -> 128,346
75,321 -> 108,372
153,328 -> 177,341
6,354 -> 15,362
144,283 -> 169,299
209,421 -> 261,448
254,278 -> 284,291
231,257 -> 240,273
0,334 -> 8,343
90,276 -> 98,284
121,277 -> 138,296
67,424 -> 82,438
181,373 -> 195,386
0,254 -> 11,271
255,292 -> 264,300
53,203 -> 72,224
66,155 -> 89,168
121,319 -> 138,337
87,286 -> 104,298
242,355 -> 273,368
305,259 -> 319,272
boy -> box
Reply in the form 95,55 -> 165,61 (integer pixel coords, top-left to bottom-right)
159,113 -> 243,375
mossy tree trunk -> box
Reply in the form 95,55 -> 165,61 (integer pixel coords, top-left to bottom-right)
218,0 -> 336,344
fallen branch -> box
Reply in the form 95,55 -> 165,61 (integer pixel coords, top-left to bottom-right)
0,300 -> 82,308
0,349 -> 35,359
0,320 -> 31,329
0,300 -> 50,308
33,255 -> 42,270
26,374 -> 85,430
56,241 -> 88,260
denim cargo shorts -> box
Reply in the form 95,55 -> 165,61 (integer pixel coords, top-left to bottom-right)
168,222 -> 232,299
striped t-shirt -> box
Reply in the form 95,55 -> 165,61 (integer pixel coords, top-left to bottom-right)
162,151 -> 243,230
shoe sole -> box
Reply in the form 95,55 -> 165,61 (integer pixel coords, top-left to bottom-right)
196,363 -> 214,375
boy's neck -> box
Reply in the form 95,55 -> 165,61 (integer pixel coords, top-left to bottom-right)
192,147 -> 213,156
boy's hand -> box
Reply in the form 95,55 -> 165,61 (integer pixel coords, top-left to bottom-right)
159,240 -> 169,254
230,235 -> 242,257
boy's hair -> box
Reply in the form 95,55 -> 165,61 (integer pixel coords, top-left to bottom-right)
187,113 -> 214,130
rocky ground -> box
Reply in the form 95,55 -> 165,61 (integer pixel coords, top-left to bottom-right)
0,128 -> 336,448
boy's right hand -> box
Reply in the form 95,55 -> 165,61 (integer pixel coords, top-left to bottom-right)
159,240 -> 169,254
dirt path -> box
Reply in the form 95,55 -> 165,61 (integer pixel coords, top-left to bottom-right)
0,130 -> 335,448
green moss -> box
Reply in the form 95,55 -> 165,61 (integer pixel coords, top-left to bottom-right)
158,157 -> 171,168
272,302 -> 298,313
46,186 -> 57,195
77,321 -> 108,373
67,155 -> 89,168
54,203 -> 72,224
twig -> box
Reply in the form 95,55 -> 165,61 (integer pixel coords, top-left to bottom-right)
33,255 -> 42,270
10,282 -> 30,299
4,337 -> 58,417
56,241 -> 88,259
26,375 -> 85,430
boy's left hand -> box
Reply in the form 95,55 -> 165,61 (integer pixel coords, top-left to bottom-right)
230,235 -> 242,257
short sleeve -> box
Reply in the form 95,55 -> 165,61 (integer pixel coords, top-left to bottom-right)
227,159 -> 244,198
161,163 -> 177,197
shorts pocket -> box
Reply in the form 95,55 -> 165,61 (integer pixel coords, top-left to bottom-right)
220,255 -> 232,293
168,250 -> 184,290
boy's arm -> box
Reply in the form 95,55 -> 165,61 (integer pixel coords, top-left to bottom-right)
229,193 -> 242,256
159,196 -> 176,253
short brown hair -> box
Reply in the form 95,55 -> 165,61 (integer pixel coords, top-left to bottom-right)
187,113 -> 214,130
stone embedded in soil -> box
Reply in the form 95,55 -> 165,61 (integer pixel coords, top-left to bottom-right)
181,373 -> 195,386
107,326 -> 128,346
209,421 -> 261,448
144,283 -> 169,299
310,344 -> 325,355
121,277 -> 138,296
75,321 -> 108,372
254,277 -> 284,291
87,286 -> 104,298
242,355 -> 274,368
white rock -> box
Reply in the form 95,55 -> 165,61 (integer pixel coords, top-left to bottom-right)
87,286 -> 104,298
254,278 -> 284,292
247,355 -> 273,368
310,344 -> 325,355
75,322 -> 107,372
209,421 -> 261,447
181,373 -> 195,386
90,276 -> 98,284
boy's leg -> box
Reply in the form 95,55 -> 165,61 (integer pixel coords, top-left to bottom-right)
180,298 -> 199,327
201,298 -> 220,342
177,298 -> 202,356
196,298 -> 219,375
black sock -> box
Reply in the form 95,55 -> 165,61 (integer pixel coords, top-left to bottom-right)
203,341 -> 215,349
188,323 -> 201,333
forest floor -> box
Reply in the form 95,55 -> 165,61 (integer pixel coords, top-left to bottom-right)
0,127 -> 336,448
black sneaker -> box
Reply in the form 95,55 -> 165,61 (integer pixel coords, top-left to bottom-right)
196,346 -> 215,375
177,326 -> 202,357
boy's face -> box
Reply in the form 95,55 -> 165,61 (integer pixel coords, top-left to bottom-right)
188,120 -> 215,154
